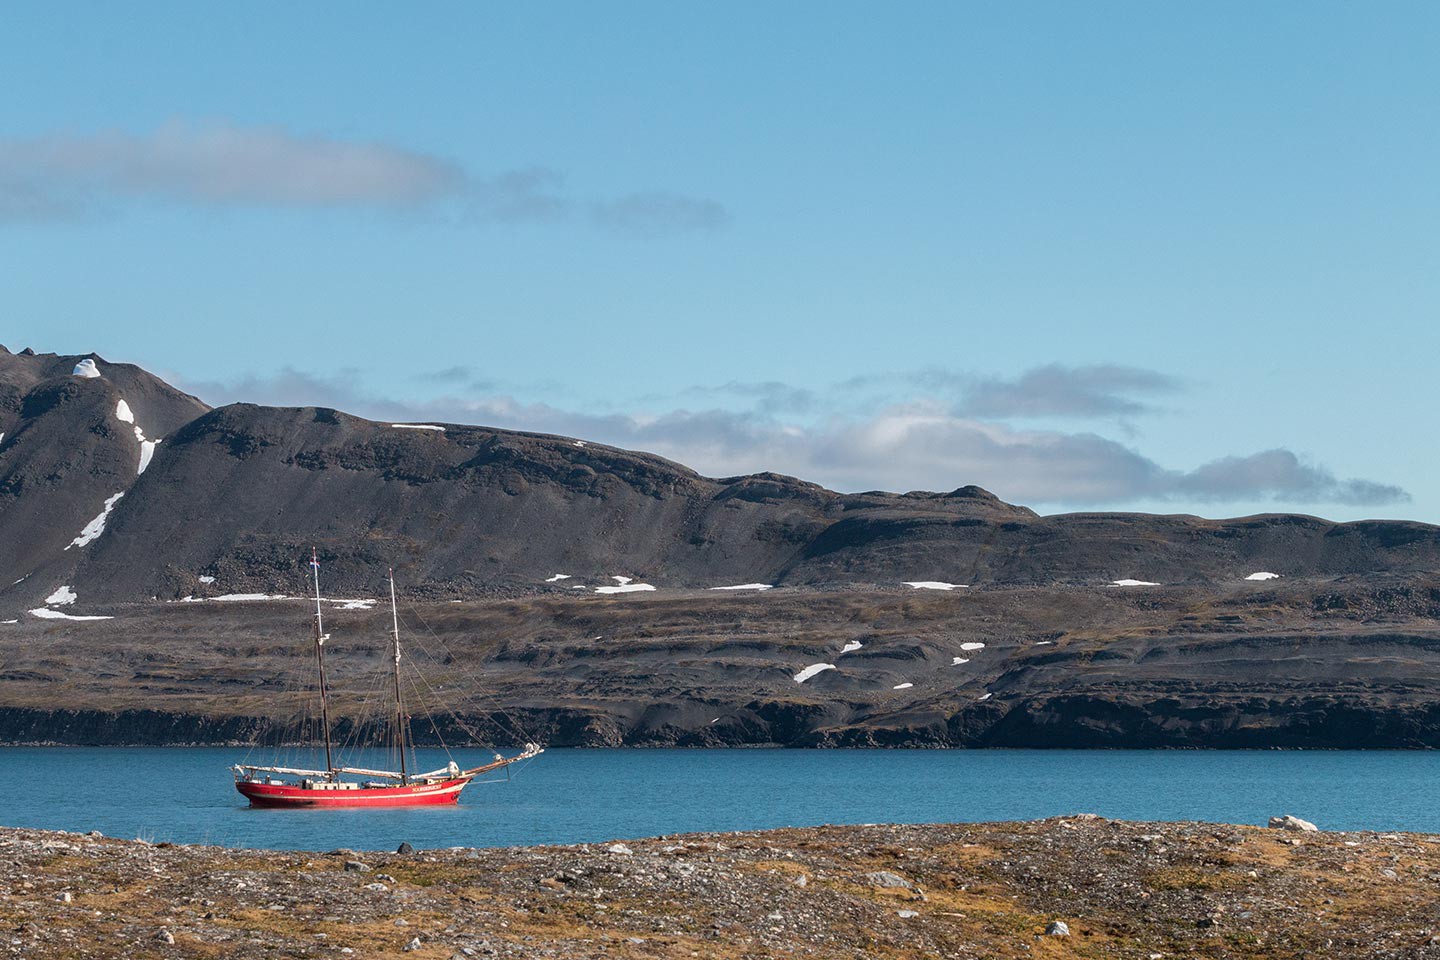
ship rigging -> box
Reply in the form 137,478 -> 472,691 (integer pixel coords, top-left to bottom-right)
232,550 -> 542,807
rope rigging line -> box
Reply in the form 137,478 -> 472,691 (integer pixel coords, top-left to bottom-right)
397,599 -> 539,747
391,618 -> 543,782
397,628 -> 501,748
403,616 -> 532,748
404,644 -> 499,755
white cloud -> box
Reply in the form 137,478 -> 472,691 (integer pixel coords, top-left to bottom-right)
959,364 -> 1182,418
590,192 -> 729,235
0,122 -> 463,209
178,368 -> 1409,508
0,122 -> 728,235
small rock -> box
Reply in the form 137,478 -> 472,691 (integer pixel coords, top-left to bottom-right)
364,882 -> 390,892
87,830 -> 103,838
344,860 -> 371,872
397,842 -> 415,855
403,936 -> 422,952
1268,815 -> 1319,832
865,870 -> 917,891
1045,921 -> 1070,937
57,891 -> 73,902
156,928 -> 175,944
897,909 -> 920,919
792,874 -> 808,888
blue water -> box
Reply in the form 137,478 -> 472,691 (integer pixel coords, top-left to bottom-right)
1,747 -> 1436,850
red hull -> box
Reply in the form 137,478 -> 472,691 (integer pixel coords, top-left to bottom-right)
236,776 -> 473,808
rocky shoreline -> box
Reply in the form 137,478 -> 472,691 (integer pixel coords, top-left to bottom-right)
4,816 -> 1440,958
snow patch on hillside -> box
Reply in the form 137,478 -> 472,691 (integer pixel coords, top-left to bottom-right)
180,593 -> 290,603
794,663 -> 836,683
1111,579 -> 1160,587
594,583 -> 656,595
137,438 -> 159,474
45,585 -> 77,606
545,574 -> 572,582
903,581 -> 967,591
710,583 -> 773,591
1246,571 -> 1280,581
391,423 -> 445,431
72,359 -> 100,378
30,608 -> 112,621
198,576 -> 215,584
951,657 -> 970,665
840,641 -> 863,654
892,682 -> 913,690
116,399 -> 163,474
959,642 -> 985,651
66,493 -> 125,549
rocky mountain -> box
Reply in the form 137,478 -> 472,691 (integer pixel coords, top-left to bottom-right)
6,346 -> 1440,750
4,346 -> 1439,612
0,348 -> 209,602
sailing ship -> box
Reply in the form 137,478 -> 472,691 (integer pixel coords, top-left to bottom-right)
232,551 -> 542,808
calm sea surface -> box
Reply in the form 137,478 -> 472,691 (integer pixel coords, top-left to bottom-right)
1,747 -> 1436,851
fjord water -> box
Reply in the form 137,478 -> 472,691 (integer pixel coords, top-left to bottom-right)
1,747 -> 1434,851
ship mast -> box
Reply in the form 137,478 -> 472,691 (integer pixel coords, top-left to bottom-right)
311,548 -> 335,777
389,568 -> 409,784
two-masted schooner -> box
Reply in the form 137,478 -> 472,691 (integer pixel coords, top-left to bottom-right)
232,550 -> 542,808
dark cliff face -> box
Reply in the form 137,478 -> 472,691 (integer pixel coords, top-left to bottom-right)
5,577 -> 1440,749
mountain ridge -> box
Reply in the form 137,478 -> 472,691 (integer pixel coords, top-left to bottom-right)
4,345 -> 1439,611
7,346 -> 1440,750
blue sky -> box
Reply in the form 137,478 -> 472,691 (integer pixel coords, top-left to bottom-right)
4,2 -> 1437,520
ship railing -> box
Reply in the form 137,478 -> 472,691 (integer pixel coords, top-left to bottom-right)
232,763 -> 333,779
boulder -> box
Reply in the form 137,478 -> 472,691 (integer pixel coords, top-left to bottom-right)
865,870 -> 916,891
1045,921 -> 1070,936
1268,815 -> 1319,832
